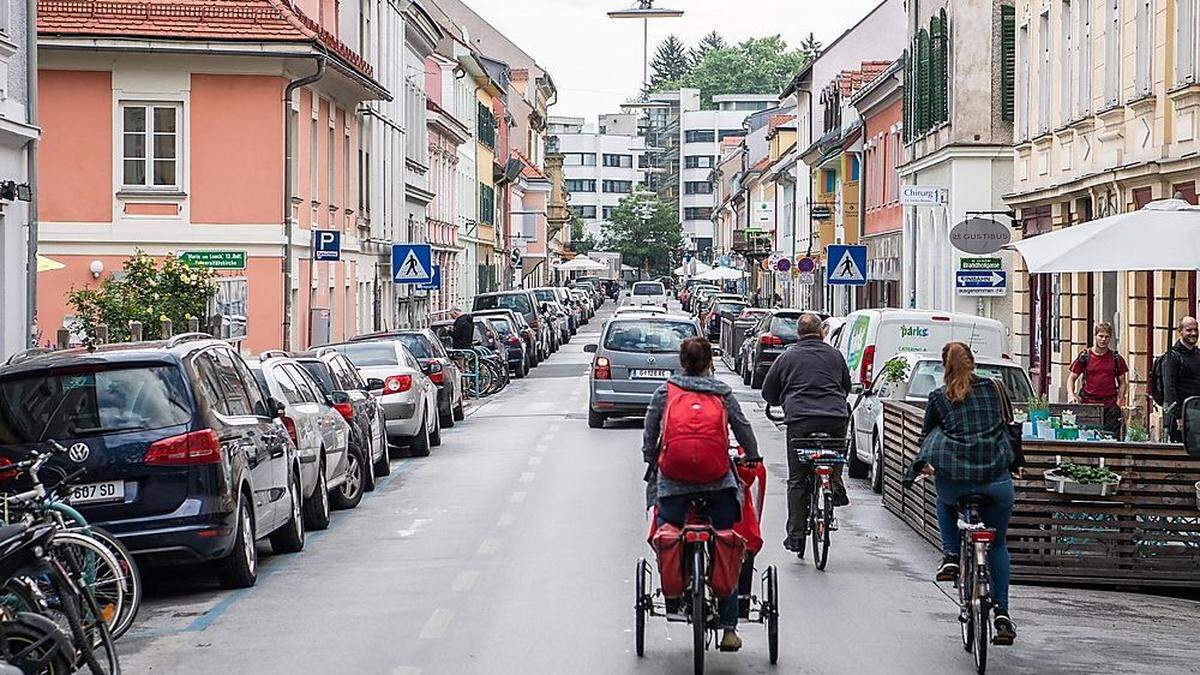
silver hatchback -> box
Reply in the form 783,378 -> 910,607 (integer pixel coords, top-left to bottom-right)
584,315 -> 700,428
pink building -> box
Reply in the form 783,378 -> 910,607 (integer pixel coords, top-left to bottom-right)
853,62 -> 903,309
35,0 -> 386,352
424,55 -> 470,316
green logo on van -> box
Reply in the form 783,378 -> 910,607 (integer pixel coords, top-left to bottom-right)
900,325 -> 930,338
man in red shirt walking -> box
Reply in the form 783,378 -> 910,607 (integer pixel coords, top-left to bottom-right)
1067,322 -> 1128,436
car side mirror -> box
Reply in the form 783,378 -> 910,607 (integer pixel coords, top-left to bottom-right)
584,344 -> 598,353
268,397 -> 286,418
1182,396 -> 1200,456
366,378 -> 385,393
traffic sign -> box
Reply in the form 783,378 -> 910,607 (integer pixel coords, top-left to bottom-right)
313,230 -> 341,262
960,257 -> 1002,271
826,245 -> 867,286
391,244 -> 433,284
419,265 -> 442,291
796,256 -> 816,273
811,205 -> 833,220
775,257 -> 792,273
510,248 -> 522,267
180,250 -> 246,270
956,270 -> 1007,296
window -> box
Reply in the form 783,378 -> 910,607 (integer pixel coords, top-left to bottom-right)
1060,1 -> 1072,126
564,179 -> 596,193
717,129 -> 743,140
603,320 -> 697,353
602,153 -> 633,168
683,181 -> 713,195
684,130 -> 715,143
571,205 -> 597,218
684,155 -> 715,169
602,180 -> 632,193
1078,0 -> 1092,113
637,154 -> 650,168
230,353 -> 268,416
903,10 -> 951,139
1177,0 -> 1197,84
212,349 -> 254,416
1039,11 -> 1051,134
479,183 -> 495,225
684,207 -> 711,220
477,102 -> 496,149
563,152 -> 596,166
1018,22 -> 1030,139
310,105 -> 319,201
121,103 -> 180,188
602,206 -> 615,219
1105,0 -> 1121,106
1135,0 -> 1153,95
849,155 -> 860,182
328,120 -> 336,207
343,125 -> 351,213
822,169 -> 836,194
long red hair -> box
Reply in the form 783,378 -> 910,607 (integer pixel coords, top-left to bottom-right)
942,342 -> 976,403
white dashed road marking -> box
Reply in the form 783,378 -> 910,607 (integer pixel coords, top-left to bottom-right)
451,570 -> 479,593
519,471 -> 535,483
510,491 -> 527,504
418,609 -> 453,640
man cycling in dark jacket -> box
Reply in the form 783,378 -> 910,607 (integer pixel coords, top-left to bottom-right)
761,313 -> 852,554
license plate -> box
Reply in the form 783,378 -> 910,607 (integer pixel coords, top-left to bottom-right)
631,369 -> 672,379
68,481 -> 124,505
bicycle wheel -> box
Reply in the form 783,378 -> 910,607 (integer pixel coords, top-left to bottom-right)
634,559 -> 646,657
959,537 -> 973,652
48,558 -> 120,675
86,528 -> 141,640
814,492 -> 832,571
691,546 -> 705,675
764,565 -> 779,665
50,532 -> 125,641
973,593 -> 990,673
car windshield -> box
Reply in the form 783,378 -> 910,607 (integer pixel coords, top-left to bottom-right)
332,342 -> 399,367
394,334 -> 434,359
476,293 -> 532,315
532,290 -> 557,303
299,361 -> 335,394
633,283 -> 664,296
716,302 -> 748,315
603,320 -> 697,353
770,315 -> 800,339
0,365 -> 192,443
906,361 -> 1035,401
491,318 -> 514,335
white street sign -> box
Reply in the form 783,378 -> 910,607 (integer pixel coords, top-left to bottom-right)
901,185 -> 945,206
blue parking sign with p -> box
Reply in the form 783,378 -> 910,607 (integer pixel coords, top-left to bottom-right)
420,265 -> 442,291
392,243 -> 433,285
313,230 -> 341,261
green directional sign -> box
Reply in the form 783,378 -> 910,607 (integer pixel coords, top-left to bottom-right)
960,257 -> 1002,271
180,250 -> 247,270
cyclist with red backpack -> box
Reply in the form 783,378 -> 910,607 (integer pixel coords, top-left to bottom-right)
643,336 -> 760,652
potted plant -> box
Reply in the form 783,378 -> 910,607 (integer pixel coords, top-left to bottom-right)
1027,394 -> 1051,422
1044,457 -> 1121,497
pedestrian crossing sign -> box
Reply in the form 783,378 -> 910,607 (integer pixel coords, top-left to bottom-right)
826,244 -> 867,286
391,244 -> 433,285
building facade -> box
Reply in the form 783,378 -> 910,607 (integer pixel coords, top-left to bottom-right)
424,52 -> 470,318
852,61 -> 904,309
1007,0 -> 1200,418
551,115 -> 641,239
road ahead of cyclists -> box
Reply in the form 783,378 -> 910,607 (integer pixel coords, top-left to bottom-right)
117,303 -> 1200,674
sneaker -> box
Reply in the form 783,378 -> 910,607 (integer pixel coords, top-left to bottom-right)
718,629 -> 743,652
783,537 -> 805,553
993,613 -> 1017,645
936,554 -> 960,582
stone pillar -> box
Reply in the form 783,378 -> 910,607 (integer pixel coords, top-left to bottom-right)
544,141 -> 569,287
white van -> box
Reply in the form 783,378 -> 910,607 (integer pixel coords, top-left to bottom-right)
629,281 -> 668,307
826,309 -> 1006,392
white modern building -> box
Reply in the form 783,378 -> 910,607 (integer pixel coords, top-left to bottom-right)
0,0 -> 37,357
551,115 -> 641,239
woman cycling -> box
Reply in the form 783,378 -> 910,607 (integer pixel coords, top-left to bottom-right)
907,342 -> 1017,645
642,337 -> 759,651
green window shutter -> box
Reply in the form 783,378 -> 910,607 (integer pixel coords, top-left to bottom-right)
917,28 -> 930,135
930,16 -> 943,126
938,8 -> 950,122
902,48 -> 912,142
1000,5 -> 1016,122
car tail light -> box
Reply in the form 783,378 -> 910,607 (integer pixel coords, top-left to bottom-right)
760,333 -> 783,347
859,344 -> 876,388
281,416 -> 299,445
593,356 -> 611,380
507,335 -> 521,346
969,530 -> 996,543
385,374 -> 413,393
427,362 -> 445,385
145,429 -> 222,466
333,402 -> 355,422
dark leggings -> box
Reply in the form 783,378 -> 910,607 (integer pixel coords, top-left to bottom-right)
657,488 -> 741,629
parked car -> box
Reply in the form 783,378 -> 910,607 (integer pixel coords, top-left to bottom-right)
248,355 -> 356,520
690,286 -> 723,315
848,352 -> 1034,492
482,315 -> 530,377
629,281 -> 668,307
473,291 -> 550,361
329,340 -> 441,457
568,289 -> 594,320
584,315 -> 702,428
470,309 -> 539,368
0,337 -> 304,588
377,330 -> 464,426
742,309 -> 829,389
703,296 -> 749,342
474,316 -> 513,363
613,306 -> 670,318
294,348 -> 391,487
531,298 -> 565,352
570,280 -> 601,309
682,282 -> 719,312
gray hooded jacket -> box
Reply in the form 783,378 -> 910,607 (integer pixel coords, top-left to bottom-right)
642,374 -> 760,508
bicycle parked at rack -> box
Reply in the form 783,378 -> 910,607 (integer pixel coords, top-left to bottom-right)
448,348 -> 508,399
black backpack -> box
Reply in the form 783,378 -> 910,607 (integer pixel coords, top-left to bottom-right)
1150,352 -> 1171,407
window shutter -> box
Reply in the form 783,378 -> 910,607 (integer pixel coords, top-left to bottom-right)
938,9 -> 950,123
930,15 -> 944,126
903,48 -> 912,141
917,28 -> 931,134
1000,5 -> 1016,121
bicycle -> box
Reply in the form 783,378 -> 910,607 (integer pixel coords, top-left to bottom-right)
954,493 -> 998,674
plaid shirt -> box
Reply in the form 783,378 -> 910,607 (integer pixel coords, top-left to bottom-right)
905,377 -> 1013,484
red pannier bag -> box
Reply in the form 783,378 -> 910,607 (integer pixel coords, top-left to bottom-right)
710,529 -> 746,597
648,518 -> 685,598
734,458 -> 766,554
658,383 -> 729,483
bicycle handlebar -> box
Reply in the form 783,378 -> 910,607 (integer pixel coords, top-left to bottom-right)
764,405 -> 785,422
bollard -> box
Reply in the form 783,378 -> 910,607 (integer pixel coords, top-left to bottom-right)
160,318 -> 173,338
95,325 -> 109,345
187,317 -> 200,333
56,329 -> 70,350
129,321 -> 143,342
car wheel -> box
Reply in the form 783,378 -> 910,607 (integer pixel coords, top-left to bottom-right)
330,447 -> 366,510
362,442 -> 378,492
847,425 -> 870,479
453,400 -> 465,421
373,434 -> 392,477
750,366 -> 765,390
216,497 -> 258,589
303,459 -> 331,530
429,407 -> 443,447
742,360 -> 752,386
408,415 -> 432,457
441,399 -> 456,428
870,435 -> 885,494
515,360 -> 526,379
269,471 -> 305,553
588,407 -> 606,429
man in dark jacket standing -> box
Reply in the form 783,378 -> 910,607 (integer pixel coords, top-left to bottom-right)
761,313 -> 852,553
449,308 -> 475,350
1163,316 -> 1200,442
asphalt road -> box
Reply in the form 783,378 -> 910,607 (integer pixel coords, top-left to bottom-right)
119,302 -> 1200,674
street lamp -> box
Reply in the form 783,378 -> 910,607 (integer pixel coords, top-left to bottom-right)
607,1 -> 685,97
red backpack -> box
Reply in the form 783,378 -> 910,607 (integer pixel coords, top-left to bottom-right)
658,383 -> 729,483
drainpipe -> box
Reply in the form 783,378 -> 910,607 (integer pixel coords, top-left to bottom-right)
24,0 -> 38,347
281,55 -> 327,350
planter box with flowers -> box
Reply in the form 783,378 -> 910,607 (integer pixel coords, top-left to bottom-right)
1044,457 -> 1121,497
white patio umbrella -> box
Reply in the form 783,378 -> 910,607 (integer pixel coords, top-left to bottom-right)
696,266 -> 747,281
673,260 -> 713,276
1007,199 -> 1200,273
557,255 -> 608,272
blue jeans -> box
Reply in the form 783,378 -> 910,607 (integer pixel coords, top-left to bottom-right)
658,489 -> 740,630
934,475 -> 1014,613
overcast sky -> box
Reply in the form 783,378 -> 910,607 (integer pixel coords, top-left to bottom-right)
462,0 -> 882,123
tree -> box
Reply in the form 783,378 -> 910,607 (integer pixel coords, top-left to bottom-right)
68,251 -> 219,344
600,192 -> 682,277
650,35 -> 692,90
569,216 -> 598,255
799,32 -> 823,61
666,35 -> 809,109
690,31 -> 726,67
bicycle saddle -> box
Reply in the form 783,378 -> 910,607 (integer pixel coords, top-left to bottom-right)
958,494 -> 993,509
